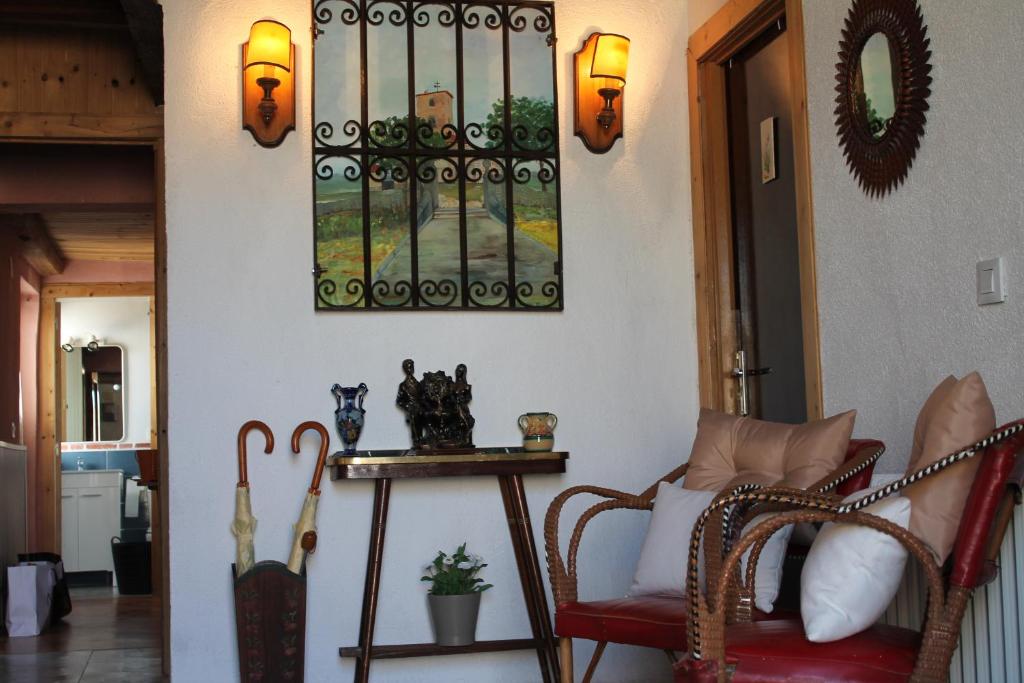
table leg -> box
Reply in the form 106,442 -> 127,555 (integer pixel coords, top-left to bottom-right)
354,478 -> 391,683
498,475 -> 560,683
507,474 -> 561,680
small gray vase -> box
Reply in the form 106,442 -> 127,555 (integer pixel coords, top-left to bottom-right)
428,592 -> 481,646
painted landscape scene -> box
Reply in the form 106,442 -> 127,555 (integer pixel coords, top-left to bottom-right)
313,2 -> 561,309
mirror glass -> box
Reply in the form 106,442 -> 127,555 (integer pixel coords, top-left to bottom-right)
62,345 -> 125,442
855,32 -> 897,139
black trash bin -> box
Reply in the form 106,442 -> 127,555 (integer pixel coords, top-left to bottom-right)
110,537 -> 152,595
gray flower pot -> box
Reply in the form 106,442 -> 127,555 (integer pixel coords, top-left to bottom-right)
427,592 -> 481,646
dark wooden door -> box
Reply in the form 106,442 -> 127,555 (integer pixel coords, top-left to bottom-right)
726,18 -> 807,424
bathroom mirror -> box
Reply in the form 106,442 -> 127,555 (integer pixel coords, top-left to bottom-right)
61,345 -> 125,442
834,0 -> 932,196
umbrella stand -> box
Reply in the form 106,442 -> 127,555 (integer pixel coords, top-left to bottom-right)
233,561 -> 307,683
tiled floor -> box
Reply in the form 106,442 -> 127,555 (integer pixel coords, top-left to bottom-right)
0,588 -> 164,682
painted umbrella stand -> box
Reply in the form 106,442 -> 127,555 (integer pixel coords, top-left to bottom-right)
233,561 -> 307,682
231,420 -> 332,683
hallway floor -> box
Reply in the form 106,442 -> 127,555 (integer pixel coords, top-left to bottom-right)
0,588 -> 164,682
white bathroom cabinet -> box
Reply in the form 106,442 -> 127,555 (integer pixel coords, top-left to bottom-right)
61,470 -> 122,573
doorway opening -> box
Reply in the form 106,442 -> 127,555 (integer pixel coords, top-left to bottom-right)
688,0 -> 823,421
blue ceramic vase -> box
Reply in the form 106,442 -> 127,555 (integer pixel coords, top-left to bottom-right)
332,383 -> 368,454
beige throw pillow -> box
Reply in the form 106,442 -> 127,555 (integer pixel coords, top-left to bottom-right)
903,372 -> 996,561
683,409 -> 857,493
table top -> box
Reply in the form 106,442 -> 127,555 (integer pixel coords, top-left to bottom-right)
328,447 -> 568,480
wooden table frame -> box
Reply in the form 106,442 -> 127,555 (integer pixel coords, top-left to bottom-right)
330,450 -> 568,683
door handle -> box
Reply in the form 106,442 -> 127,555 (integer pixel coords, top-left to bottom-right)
731,350 -> 772,417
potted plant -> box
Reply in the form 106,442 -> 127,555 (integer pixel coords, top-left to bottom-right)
421,543 -> 492,646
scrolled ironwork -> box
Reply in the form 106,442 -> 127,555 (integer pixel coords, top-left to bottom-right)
468,280 -> 511,308
370,279 -> 414,307
418,279 -> 460,307
366,0 -> 408,26
313,0 -> 563,311
317,276 -> 365,308
514,280 -> 560,308
463,3 -> 503,30
464,122 -> 504,150
315,0 -> 361,26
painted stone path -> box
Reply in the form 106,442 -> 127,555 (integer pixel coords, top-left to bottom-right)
374,207 -> 556,304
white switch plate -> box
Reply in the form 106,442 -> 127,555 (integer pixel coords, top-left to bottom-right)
977,257 -> 1006,305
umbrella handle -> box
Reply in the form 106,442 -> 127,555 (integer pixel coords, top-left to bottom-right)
237,420 -> 274,487
291,421 -> 331,494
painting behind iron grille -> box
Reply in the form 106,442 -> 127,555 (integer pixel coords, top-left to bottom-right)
313,1 -> 562,310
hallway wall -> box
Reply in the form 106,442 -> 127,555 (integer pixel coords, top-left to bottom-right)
163,1 -> 696,681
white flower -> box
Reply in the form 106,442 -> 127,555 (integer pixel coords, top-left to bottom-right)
456,561 -> 475,570
442,556 -> 454,566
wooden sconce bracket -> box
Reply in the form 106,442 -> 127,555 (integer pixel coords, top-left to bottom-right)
573,33 -> 624,154
242,43 -> 296,148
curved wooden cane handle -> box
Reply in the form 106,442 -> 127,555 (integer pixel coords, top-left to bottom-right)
291,421 -> 331,495
236,420 -> 274,488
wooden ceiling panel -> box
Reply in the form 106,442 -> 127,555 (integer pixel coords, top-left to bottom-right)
42,211 -> 153,261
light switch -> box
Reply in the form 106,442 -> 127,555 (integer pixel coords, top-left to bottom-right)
977,257 -> 1006,305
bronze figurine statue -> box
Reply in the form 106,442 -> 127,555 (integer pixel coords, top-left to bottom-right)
396,359 -> 475,449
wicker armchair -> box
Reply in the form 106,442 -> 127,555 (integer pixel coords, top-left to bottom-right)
675,420 -> 1024,683
544,439 -> 884,683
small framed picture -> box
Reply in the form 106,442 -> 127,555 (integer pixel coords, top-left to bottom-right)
760,117 -> 777,184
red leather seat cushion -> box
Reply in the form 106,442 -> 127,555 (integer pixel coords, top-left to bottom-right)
557,596 -> 690,651
675,619 -> 920,682
556,597 -> 790,652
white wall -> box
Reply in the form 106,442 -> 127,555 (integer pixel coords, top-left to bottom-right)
59,297 -> 152,444
804,0 -> 1024,472
163,1 -> 695,681
690,0 -> 1023,472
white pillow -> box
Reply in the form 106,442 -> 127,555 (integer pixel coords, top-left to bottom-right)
801,489 -> 911,642
628,483 -> 716,597
739,514 -> 795,613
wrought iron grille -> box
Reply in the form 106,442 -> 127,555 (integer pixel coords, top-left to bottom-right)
312,0 -> 563,311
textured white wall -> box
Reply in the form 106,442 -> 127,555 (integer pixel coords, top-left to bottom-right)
805,0 -> 1024,471
59,297 -> 152,443
690,0 -> 1022,472
163,1 -> 694,681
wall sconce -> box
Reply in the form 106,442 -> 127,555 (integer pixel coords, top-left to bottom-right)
242,19 -> 296,148
574,33 -> 630,154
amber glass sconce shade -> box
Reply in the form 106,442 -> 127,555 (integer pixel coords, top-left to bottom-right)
243,20 -> 295,147
574,32 -> 630,153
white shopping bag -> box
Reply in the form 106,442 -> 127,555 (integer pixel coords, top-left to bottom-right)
5,563 -> 56,637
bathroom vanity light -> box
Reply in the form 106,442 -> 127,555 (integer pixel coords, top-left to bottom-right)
574,32 -> 630,153
243,19 -> 296,147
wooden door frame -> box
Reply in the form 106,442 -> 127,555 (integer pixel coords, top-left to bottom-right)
39,281 -> 156,552
688,0 -> 823,419
1,130 -> 169,675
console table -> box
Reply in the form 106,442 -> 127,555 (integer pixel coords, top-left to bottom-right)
329,448 -> 568,683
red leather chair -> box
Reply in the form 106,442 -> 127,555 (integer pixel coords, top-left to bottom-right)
675,421 -> 1024,683
544,439 -> 883,682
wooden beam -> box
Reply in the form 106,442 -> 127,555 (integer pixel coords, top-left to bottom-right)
0,145 -> 155,213
0,113 -> 163,141
0,1 -> 128,31
0,214 -> 65,276
119,0 -> 164,106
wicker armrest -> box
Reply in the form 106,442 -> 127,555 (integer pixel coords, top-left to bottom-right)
544,463 -> 688,605
690,507 -> 946,668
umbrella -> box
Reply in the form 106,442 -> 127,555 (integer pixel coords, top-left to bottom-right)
232,420 -> 274,577
287,421 -> 331,574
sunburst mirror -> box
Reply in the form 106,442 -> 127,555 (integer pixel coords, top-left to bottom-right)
835,0 -> 932,196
